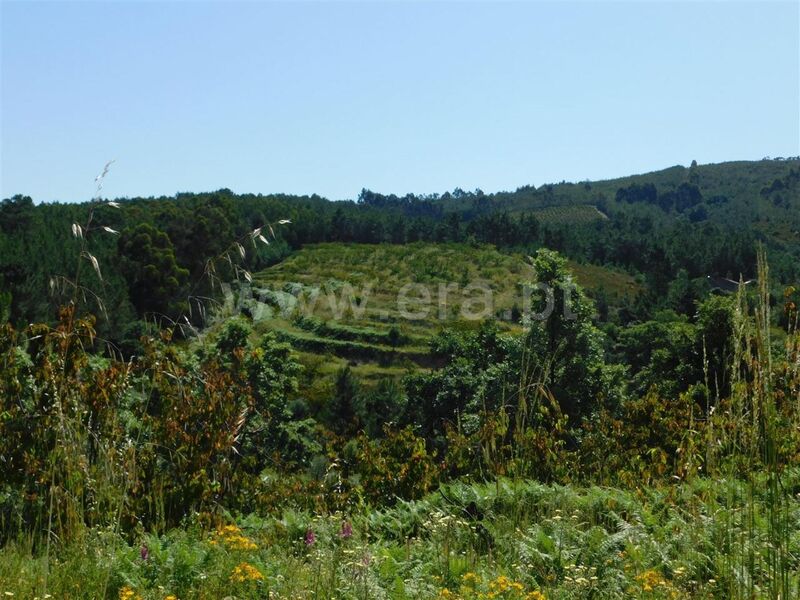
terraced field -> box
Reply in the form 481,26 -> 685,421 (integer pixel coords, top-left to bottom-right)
235,243 -> 641,396
244,243 -> 530,380
532,204 -> 608,224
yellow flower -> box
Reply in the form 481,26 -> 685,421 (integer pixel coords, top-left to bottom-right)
636,570 -> 666,592
489,575 -> 512,592
482,575 -> 531,598
525,592 -> 546,600
230,562 -> 265,583
164,596 -> 178,600
211,524 -> 258,551
118,588 -> 142,600
461,572 -> 482,587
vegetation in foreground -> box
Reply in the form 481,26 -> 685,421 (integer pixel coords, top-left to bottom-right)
1,160 -> 799,598
2,474 -> 798,599
1,246 -> 798,598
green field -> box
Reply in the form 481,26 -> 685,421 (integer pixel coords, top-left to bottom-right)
235,243 -> 640,394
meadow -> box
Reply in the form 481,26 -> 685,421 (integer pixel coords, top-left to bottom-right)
3,474 -> 798,599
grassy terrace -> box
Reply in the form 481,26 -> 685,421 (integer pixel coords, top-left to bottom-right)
240,243 -> 640,389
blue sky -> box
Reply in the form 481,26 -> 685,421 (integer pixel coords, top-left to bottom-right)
2,1 -> 798,203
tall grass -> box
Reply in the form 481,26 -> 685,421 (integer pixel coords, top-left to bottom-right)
707,246 -> 797,599
0,163 -> 293,598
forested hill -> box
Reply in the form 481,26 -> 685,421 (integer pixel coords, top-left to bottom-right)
362,157 -> 800,231
1,157 -> 799,339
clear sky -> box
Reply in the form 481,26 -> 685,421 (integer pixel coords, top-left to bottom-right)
1,1 -> 798,203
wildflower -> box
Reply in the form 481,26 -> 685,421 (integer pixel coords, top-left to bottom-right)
140,545 -> 149,561
525,592 -> 546,600
164,596 -> 178,600
230,562 -> 264,583
340,520 -> 353,539
461,571 -> 481,587
304,528 -> 316,546
489,575 -> 511,592
118,588 -> 142,600
636,570 -> 666,592
211,524 -> 258,551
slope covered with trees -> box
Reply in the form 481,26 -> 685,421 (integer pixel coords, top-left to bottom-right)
1,159 -> 799,598
2,158 -> 798,338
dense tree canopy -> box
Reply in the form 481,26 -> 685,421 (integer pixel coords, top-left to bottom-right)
0,159 -> 797,342
118,223 -> 189,319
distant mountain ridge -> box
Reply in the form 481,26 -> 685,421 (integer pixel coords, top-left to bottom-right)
1,158 -> 798,336
354,158 -> 800,244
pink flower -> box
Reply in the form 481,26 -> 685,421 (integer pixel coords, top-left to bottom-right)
340,521 -> 353,539
304,528 -> 316,546
140,544 -> 149,561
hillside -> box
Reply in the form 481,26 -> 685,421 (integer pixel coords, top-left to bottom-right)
456,158 -> 800,224
3,158 -> 797,342
231,243 -> 640,395
1,157 -> 797,336
4,1 -> 800,596
3,162 -> 800,600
